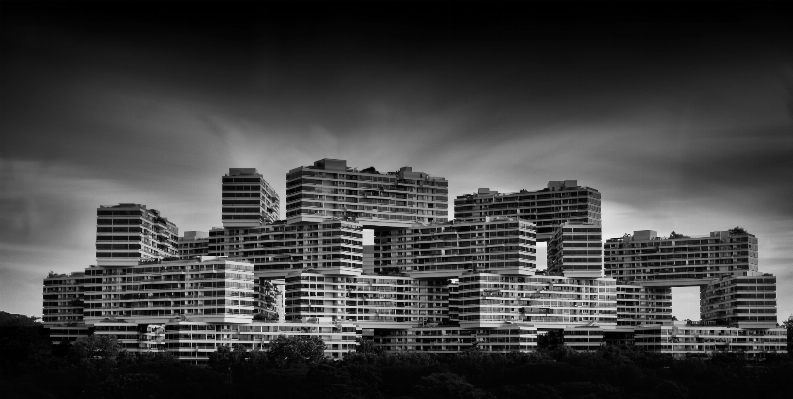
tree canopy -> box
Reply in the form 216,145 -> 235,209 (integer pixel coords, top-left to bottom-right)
70,334 -> 122,370
0,311 -> 40,327
2,339 -> 793,399
267,335 -> 326,368
2,311 -> 793,399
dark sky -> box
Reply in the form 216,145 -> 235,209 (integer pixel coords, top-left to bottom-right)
2,1 -> 792,321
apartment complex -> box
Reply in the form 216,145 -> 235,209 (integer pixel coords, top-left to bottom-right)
42,161 -> 786,360
285,159 -> 449,228
222,168 -> 280,227
453,180 -> 601,240
96,203 -> 179,266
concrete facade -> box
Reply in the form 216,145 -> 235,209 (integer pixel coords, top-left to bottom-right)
453,181 -> 601,241
373,217 -> 537,278
285,159 -> 449,227
604,229 -> 759,286
221,168 -> 280,228
547,222 -> 603,278
96,203 -> 179,266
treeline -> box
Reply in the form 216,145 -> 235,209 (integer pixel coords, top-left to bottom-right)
2,313 -> 792,399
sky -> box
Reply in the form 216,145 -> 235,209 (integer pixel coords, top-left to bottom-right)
1,2 -> 792,322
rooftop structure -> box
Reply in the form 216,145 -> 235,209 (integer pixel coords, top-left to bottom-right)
285,158 -> 449,228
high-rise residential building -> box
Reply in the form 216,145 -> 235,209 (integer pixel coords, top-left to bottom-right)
700,271 -> 777,329
547,222 -> 603,278
96,203 -> 179,266
453,180 -> 601,241
285,158 -> 449,228
603,229 -> 759,286
177,231 -> 210,258
82,257 -> 256,325
373,217 -> 536,278
208,219 -> 364,278
222,168 -> 280,228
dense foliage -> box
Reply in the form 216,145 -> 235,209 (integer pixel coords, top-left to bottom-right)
2,311 -> 792,399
